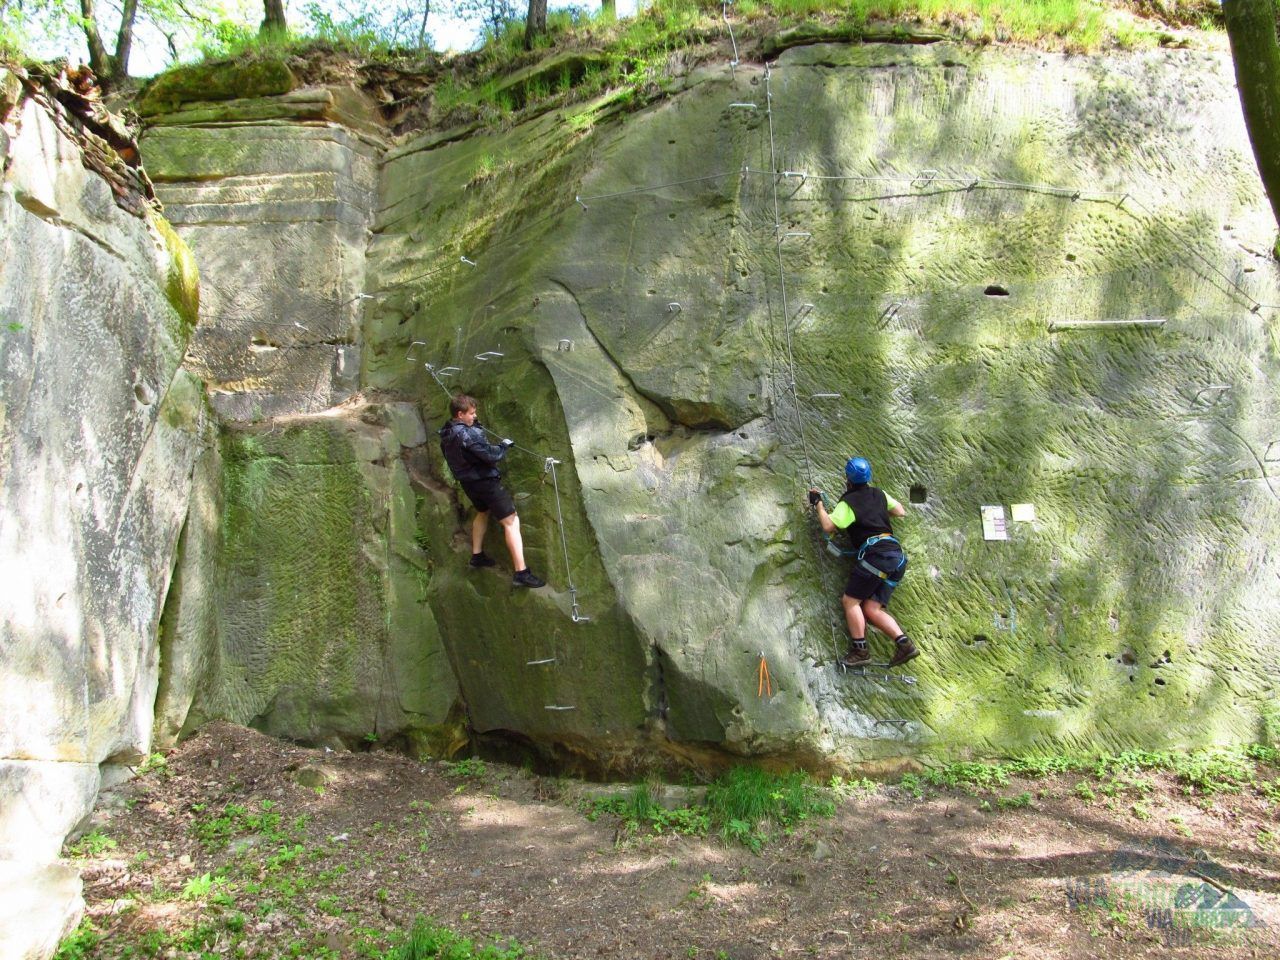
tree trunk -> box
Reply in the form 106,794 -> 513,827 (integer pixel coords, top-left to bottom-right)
524,0 -> 547,49
1223,0 -> 1280,245
601,0 -> 615,21
111,0 -> 140,83
79,0 -> 112,78
260,0 -> 288,38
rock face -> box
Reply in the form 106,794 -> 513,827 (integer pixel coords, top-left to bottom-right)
137,42 -> 1279,777
142,80 -> 464,755
0,72 -> 205,956
142,84 -> 381,421
363,42 -> 1280,765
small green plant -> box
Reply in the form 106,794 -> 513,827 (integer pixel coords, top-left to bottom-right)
380,917 -> 526,960
829,774 -> 877,797
69,829 -> 117,857
180,872 -> 227,900
1073,781 -> 1096,802
444,757 -> 488,779
52,920 -> 102,960
996,791 -> 1033,810
136,752 -> 169,776
706,765 -> 835,850
898,773 -> 925,800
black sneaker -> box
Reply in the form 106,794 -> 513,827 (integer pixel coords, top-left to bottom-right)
840,644 -> 871,668
887,639 -> 920,668
512,569 -> 546,588
469,552 -> 497,568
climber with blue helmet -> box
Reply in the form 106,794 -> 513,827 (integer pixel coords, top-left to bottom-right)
808,456 -> 920,669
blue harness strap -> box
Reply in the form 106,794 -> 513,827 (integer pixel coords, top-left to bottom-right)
855,534 -> 906,588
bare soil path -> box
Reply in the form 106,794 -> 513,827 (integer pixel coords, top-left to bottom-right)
68,723 -> 1280,959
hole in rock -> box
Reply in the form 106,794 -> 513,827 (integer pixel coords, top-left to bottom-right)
984,285 -> 1010,297
1154,678 -> 1166,686
133,383 -> 154,405
909,484 -> 927,503
668,213 -> 677,220
1120,651 -> 1137,666
970,634 -> 989,646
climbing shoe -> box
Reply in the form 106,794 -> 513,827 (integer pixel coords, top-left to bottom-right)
512,569 -> 546,588
469,552 -> 497,568
840,643 -> 871,668
887,637 -> 919,668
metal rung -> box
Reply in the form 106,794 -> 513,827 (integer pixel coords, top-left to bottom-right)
460,256 -> 477,266
782,171 -> 808,179
667,302 -> 682,313
406,341 -> 427,361
526,658 -> 557,666
544,705 -> 577,711
729,103 -> 758,110
557,339 -> 574,351
809,392 -> 841,400
783,231 -> 811,239
1193,384 -> 1231,406
475,351 -> 504,361
437,365 -> 461,376
1049,318 -> 1166,331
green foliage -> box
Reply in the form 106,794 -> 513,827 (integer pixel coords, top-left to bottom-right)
588,783 -> 711,839
996,791 -> 1034,810
69,829 -> 117,857
705,765 -> 835,849
137,752 -> 169,776
908,746 -> 1280,807
181,871 -> 230,900
191,798 -> 296,851
52,920 -> 102,960
380,917 -> 526,959
443,757 -> 487,778
828,774 -> 878,796
588,766 -> 834,851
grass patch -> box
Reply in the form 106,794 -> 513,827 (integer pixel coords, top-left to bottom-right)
68,829 -> 117,858
590,765 -> 835,853
905,745 -> 1280,806
380,917 -> 527,959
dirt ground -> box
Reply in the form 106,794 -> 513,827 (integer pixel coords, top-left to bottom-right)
68,723 -> 1280,959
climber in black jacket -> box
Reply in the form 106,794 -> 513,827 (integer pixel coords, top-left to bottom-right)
438,393 -> 545,588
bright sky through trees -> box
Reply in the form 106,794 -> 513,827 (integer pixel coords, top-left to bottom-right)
10,0 -> 640,77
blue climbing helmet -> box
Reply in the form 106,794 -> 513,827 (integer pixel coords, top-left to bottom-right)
845,456 -> 872,485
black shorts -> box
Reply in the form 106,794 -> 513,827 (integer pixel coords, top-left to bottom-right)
843,546 -> 907,607
460,477 -> 516,522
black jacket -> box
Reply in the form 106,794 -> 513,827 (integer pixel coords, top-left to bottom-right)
438,419 -> 506,482
837,483 -> 895,551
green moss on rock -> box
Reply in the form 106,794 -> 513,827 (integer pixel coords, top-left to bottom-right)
153,213 -> 199,329
139,59 -> 297,118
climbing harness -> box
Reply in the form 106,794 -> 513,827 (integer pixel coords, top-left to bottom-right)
855,534 -> 906,588
757,652 -> 773,698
